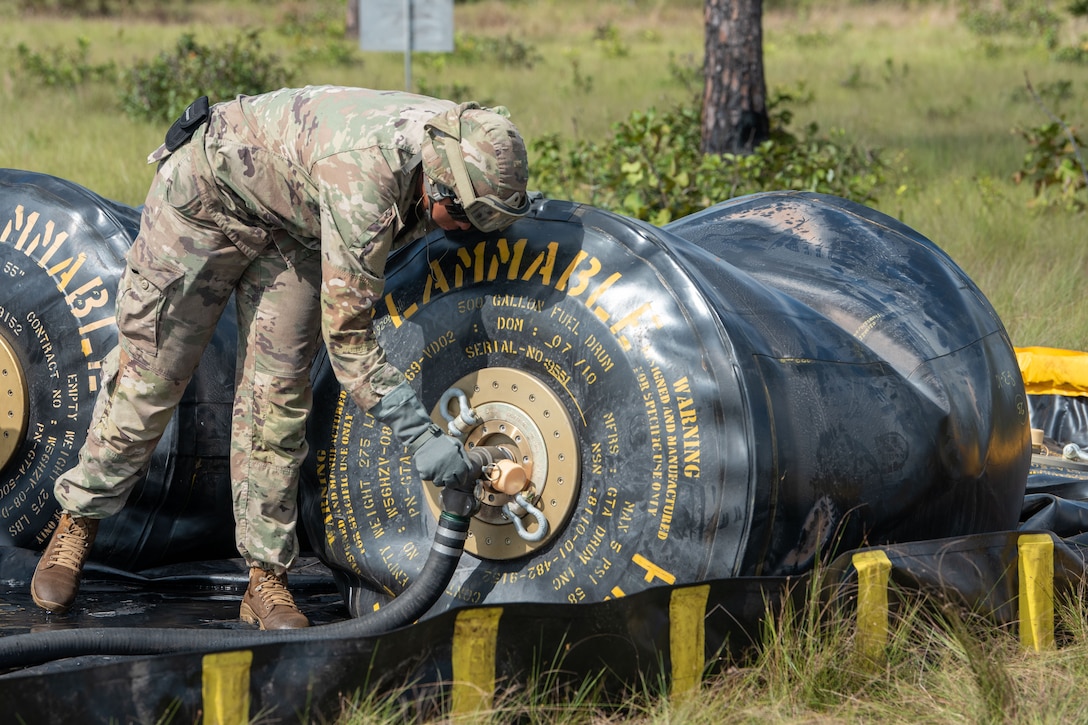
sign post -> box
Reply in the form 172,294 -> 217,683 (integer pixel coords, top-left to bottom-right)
359,0 -> 454,92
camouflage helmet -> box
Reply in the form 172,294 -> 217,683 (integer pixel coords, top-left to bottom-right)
421,102 -> 531,233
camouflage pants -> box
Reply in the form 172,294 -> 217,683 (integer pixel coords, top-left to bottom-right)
54,136 -> 323,573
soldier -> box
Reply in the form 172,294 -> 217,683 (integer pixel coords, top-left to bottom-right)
29,86 -> 531,629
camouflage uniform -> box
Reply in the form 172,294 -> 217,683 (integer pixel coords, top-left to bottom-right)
54,86 -> 460,572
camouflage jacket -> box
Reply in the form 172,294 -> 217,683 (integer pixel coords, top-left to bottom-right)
154,86 -> 456,410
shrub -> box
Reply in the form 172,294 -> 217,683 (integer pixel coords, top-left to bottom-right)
15,37 -> 116,88
1054,38 -> 1088,64
277,6 -> 361,67
450,32 -> 543,69
415,78 -> 479,104
959,0 -> 1064,41
530,92 -> 888,225
119,30 -> 294,124
1013,119 -> 1088,212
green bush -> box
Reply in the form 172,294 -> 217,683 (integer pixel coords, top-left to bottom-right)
450,32 -> 543,69
1013,119 -> 1088,211
14,0 -> 190,20
118,30 -> 295,124
17,0 -> 117,16
415,78 -> 479,104
15,37 -> 116,87
276,6 -> 361,67
959,0 -> 1064,41
531,93 -> 888,225
1054,38 -> 1088,63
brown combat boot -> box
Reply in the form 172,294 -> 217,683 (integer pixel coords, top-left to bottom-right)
239,567 -> 309,630
31,513 -> 100,614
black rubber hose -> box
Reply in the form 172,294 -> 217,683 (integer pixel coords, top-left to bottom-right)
0,512 -> 471,671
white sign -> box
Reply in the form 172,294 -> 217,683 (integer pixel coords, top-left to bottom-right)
359,0 -> 454,53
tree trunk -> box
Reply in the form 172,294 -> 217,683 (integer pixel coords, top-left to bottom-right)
346,0 -> 359,39
701,0 -> 769,155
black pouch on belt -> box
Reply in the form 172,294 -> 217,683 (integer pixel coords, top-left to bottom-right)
164,95 -> 211,152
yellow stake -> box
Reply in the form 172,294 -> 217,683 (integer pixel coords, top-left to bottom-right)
451,607 -> 503,716
1018,533 -> 1055,651
669,584 -> 710,699
853,549 -> 892,664
201,650 -> 253,725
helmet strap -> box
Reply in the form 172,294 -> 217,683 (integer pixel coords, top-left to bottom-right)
435,133 -> 479,209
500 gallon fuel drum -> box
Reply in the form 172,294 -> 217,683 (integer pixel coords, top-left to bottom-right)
0,169 -> 238,569
298,193 -> 1031,616
0,169 -> 1030,617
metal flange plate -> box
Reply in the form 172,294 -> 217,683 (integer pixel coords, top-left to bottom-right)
0,332 -> 28,472
425,367 -> 580,560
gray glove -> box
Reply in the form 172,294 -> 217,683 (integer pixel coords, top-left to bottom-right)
369,382 -> 472,487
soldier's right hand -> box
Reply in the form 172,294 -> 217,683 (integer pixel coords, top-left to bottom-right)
369,381 -> 472,487
406,425 -> 472,487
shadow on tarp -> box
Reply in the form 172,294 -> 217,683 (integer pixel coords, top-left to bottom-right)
0,464 -> 1087,722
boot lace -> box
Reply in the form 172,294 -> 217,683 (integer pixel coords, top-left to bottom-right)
255,572 -> 297,609
50,520 -> 92,570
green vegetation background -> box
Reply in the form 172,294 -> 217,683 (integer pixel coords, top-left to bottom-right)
2,0 -> 1086,350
